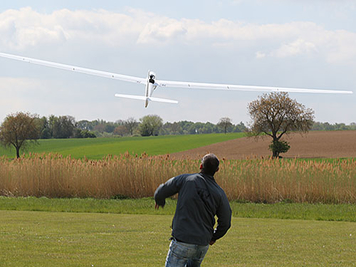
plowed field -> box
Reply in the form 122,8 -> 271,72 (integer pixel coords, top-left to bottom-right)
170,131 -> 356,159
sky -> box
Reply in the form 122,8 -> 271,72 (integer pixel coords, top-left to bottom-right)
0,0 -> 355,125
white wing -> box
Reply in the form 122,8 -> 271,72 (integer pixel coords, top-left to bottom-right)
0,52 -> 352,95
157,79 -> 353,94
0,52 -> 146,84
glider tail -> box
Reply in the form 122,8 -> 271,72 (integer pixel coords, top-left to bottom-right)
114,94 -> 178,108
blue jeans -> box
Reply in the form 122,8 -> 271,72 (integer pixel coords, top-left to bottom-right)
165,239 -> 209,267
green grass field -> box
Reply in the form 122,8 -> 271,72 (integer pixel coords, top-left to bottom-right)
1,198 -> 356,266
0,133 -> 245,159
1,197 -> 356,222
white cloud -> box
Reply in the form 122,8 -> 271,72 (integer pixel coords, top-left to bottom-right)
0,8 -> 68,50
255,51 -> 266,59
0,7 -> 355,65
137,18 -> 187,45
0,7 -> 143,50
271,38 -> 318,58
323,30 -> 356,63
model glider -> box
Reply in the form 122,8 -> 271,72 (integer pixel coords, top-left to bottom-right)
0,52 -> 353,107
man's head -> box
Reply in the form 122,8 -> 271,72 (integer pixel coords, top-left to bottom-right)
200,153 -> 219,175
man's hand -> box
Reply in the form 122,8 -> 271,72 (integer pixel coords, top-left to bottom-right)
209,240 -> 216,246
155,203 -> 161,210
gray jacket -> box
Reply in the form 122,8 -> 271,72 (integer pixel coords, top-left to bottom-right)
154,172 -> 232,246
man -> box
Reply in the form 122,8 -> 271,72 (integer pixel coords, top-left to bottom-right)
154,153 -> 232,267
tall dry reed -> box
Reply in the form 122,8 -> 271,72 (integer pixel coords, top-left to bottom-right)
218,158 -> 356,203
0,153 -> 355,203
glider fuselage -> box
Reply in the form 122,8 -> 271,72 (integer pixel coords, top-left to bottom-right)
145,71 -> 157,107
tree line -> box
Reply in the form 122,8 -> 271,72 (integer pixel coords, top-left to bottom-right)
311,122 -> 356,131
34,115 -> 248,139
62,115 -> 356,138
2,113 -> 355,141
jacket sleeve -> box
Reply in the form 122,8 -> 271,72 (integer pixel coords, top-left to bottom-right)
211,192 -> 232,241
154,175 -> 183,207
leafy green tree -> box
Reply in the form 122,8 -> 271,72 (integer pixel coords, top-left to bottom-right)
139,115 -> 163,136
52,116 -> 76,138
104,123 -> 116,133
36,116 -> 51,139
77,120 -> 92,131
178,121 -> 194,134
232,122 -> 247,133
74,129 -> 96,138
247,92 -> 314,158
202,122 -> 214,134
269,140 -> 290,156
0,112 -> 40,158
170,122 -> 183,135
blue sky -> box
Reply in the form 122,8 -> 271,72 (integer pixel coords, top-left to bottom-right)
0,0 -> 355,124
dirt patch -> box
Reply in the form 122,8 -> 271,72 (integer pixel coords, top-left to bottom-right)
170,131 -> 356,160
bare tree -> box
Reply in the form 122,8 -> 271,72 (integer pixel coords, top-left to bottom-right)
247,92 -> 315,158
113,125 -> 129,136
125,117 -> 138,136
0,112 -> 40,158
217,117 -> 233,134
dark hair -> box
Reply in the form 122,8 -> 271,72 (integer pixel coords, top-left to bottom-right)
201,153 -> 219,175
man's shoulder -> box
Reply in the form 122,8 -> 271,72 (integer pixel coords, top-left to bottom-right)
175,173 -> 199,179
173,173 -> 205,186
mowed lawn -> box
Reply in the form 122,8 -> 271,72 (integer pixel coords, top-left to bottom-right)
0,133 -> 244,159
1,210 -> 356,267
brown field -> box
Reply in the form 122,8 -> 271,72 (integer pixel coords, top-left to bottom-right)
170,130 -> 356,160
